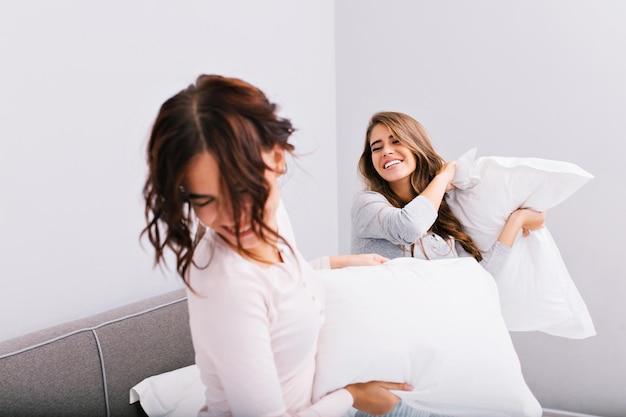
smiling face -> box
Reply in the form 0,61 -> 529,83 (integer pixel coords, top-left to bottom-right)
182,148 -> 284,262
369,123 -> 417,192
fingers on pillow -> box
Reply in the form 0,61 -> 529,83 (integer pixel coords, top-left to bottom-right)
377,381 -> 414,392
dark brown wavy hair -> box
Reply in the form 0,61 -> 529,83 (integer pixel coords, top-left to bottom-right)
142,74 -> 295,285
358,111 -> 482,261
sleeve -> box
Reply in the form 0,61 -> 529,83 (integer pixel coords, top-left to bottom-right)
189,271 -> 352,417
308,256 -> 331,270
351,191 -> 438,246
478,241 -> 512,276
456,240 -> 512,276
298,390 -> 353,417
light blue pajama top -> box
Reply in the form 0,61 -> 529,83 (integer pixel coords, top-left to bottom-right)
350,191 -> 511,276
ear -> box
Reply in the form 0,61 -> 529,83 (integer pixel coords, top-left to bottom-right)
263,145 -> 286,175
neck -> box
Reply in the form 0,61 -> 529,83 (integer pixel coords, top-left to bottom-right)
248,241 -> 283,267
389,179 -> 416,205
241,225 -> 284,268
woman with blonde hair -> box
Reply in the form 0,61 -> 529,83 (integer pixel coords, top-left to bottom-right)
351,111 -> 546,276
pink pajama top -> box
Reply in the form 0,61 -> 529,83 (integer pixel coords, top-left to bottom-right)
186,230 -> 353,417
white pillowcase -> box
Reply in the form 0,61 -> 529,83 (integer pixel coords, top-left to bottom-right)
313,257 -> 542,417
496,227 -> 596,337
130,364 -> 204,417
448,148 -> 595,338
129,258 -> 541,417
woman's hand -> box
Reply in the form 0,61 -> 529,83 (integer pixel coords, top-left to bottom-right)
329,254 -> 389,269
515,208 -> 547,236
345,381 -> 413,415
420,161 -> 457,210
497,208 -> 547,247
437,161 -> 457,191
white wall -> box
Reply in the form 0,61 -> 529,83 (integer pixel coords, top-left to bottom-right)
0,0 -> 337,341
4,1 -> 625,415
336,1 -> 626,416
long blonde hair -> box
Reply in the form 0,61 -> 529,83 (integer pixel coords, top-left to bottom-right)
358,111 -> 482,261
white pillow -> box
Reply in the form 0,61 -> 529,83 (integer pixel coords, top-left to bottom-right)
130,364 -> 204,417
313,257 -> 542,417
496,228 -> 596,338
447,148 -> 595,339
450,148 -> 594,250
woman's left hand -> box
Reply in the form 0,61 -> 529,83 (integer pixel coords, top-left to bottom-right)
329,253 -> 389,269
497,208 -> 547,247
516,208 -> 547,237
346,381 -> 412,415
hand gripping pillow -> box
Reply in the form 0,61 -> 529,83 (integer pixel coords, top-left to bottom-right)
448,148 -> 595,338
313,257 -> 542,417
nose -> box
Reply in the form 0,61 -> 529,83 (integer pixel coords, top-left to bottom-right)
382,146 -> 393,156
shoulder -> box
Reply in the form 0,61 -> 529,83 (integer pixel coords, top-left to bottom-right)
352,190 -> 389,206
352,191 -> 393,220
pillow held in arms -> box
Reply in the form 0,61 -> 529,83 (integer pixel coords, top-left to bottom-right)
448,148 -> 595,338
313,257 -> 542,417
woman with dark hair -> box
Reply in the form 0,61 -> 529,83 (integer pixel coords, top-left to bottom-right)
352,111 -> 546,276
142,75 -> 412,416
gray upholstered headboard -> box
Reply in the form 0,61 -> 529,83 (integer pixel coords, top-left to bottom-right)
0,288 -> 194,417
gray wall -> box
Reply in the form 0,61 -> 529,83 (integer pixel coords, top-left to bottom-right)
336,1 -> 626,416
0,0 -> 338,341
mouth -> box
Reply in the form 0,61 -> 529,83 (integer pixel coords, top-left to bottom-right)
222,225 -> 253,237
383,159 -> 402,169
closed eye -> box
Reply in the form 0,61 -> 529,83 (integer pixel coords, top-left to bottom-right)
186,193 -> 215,208
370,139 -> 383,152
190,198 -> 214,208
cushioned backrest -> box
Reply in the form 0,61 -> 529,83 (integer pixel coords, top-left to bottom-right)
0,331 -> 107,417
96,297 -> 195,417
0,289 -> 194,417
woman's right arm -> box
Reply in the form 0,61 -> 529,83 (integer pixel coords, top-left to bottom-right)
188,271 -> 354,417
351,163 -> 457,246
345,381 -> 414,415
418,161 -> 457,212
189,264 -> 414,417
351,191 -> 437,246
301,380 -> 413,417
190,290 -> 411,416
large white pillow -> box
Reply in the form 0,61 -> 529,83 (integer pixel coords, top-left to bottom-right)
313,257 -> 542,417
447,148 -> 595,339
